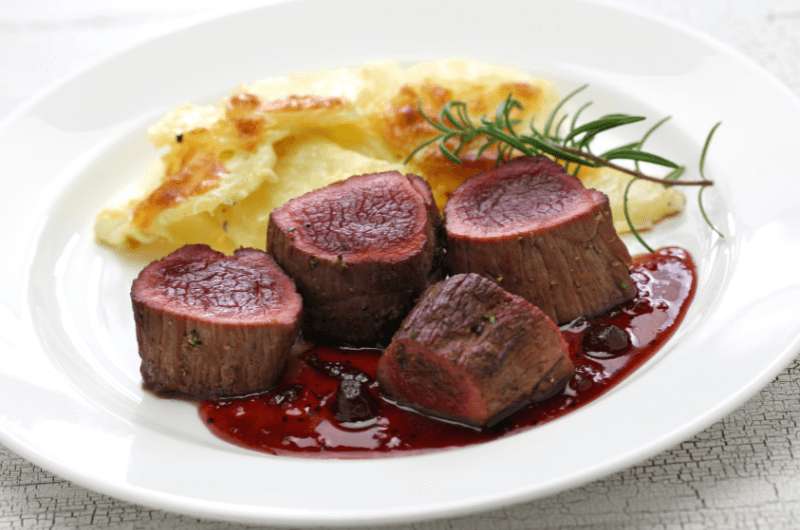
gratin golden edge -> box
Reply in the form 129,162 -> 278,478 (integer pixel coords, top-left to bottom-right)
94,59 -> 685,255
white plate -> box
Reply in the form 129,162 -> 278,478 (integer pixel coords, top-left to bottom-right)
1,0 -> 799,526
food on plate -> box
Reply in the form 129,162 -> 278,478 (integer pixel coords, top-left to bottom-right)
115,58 -> 726,457
200,248 -> 696,456
128,152 -> 702,455
445,156 -> 636,323
377,273 -> 573,428
131,244 -> 302,398
94,60 -> 685,254
268,171 -> 441,345
583,323 -> 630,356
334,379 -> 377,423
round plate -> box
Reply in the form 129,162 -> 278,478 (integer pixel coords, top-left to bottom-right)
1,0 -> 799,525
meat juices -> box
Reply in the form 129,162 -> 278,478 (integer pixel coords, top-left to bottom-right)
377,273 -> 573,428
131,244 -> 302,399
445,156 -> 636,324
268,171 -> 441,346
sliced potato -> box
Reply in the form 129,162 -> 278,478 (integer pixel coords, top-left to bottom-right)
95,59 -> 684,253
578,167 -> 685,233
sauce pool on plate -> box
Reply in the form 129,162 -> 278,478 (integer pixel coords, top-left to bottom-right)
200,247 -> 696,457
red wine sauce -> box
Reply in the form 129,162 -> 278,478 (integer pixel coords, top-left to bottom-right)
200,247 -> 696,457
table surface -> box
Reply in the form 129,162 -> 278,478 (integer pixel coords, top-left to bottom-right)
2,1 -> 800,528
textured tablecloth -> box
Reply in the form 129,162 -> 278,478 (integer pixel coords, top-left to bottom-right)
2,1 -> 800,528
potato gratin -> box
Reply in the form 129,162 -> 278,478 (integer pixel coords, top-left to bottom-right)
95,60 -> 684,253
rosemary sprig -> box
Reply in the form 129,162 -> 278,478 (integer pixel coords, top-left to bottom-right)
624,179 -> 653,253
624,115 -> 674,252
404,88 -> 723,250
698,122 -> 725,239
544,84 -> 588,137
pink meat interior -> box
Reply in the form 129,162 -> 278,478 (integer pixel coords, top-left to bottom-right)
271,172 -> 430,263
446,157 -> 603,239
132,245 -> 300,325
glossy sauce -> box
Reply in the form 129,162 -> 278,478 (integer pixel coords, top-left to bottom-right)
200,247 -> 696,457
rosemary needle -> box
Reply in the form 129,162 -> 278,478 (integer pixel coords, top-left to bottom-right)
698,122 -> 725,239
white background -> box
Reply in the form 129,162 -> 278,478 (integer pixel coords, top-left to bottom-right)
2,1 -> 800,528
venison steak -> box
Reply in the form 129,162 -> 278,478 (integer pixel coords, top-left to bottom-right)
268,171 -> 441,346
131,244 -> 302,398
377,273 -> 573,428
445,156 -> 636,324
